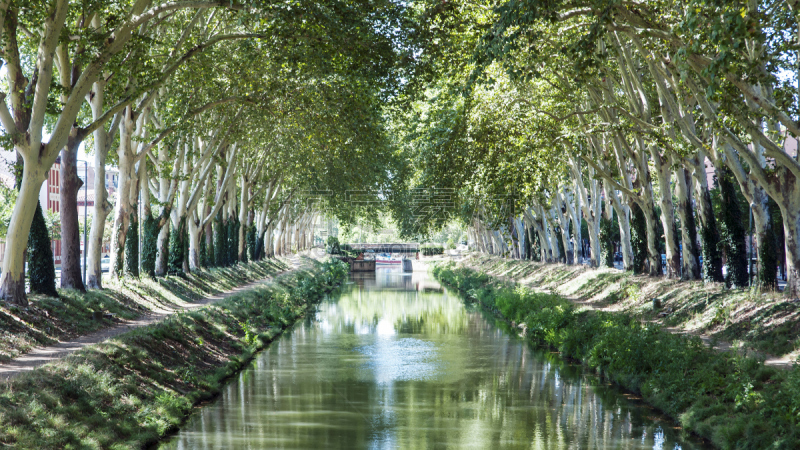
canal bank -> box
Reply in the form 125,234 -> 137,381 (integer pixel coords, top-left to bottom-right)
160,265 -> 709,449
0,259 -> 348,449
432,262 -> 800,449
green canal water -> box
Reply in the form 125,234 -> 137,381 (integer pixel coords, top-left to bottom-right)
160,268 -> 709,449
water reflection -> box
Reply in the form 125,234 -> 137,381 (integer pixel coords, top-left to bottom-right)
160,269 -> 709,449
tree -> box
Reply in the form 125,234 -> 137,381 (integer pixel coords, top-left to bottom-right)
28,202 -> 58,298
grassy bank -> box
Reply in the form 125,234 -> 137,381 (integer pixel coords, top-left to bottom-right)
433,262 -> 800,449
0,259 -> 289,362
0,258 -> 348,449
462,254 -> 800,360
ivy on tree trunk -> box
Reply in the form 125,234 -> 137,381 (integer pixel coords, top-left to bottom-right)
698,188 -> 724,283
169,217 -> 186,274
630,203 -> 648,275
227,219 -> 238,265
246,225 -> 256,262
600,214 -> 615,268
758,197 -> 779,291
717,168 -> 748,288
214,214 -> 226,267
141,213 -> 159,277
199,229 -> 208,268
125,213 -> 139,278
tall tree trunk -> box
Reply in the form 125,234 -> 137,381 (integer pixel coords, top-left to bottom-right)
652,152 -> 680,278
717,167 -> 749,288
605,180 -> 633,270
86,82 -> 115,289
59,139 -> 86,291
188,217 -> 201,270
675,167 -> 701,280
780,196 -> 800,297
265,222 -> 274,258
690,157 -> 724,283
238,175 -> 249,261
629,201 -> 649,275
204,204 -> 214,265
110,108 -> 135,278
155,223 -> 170,275
214,213 -> 225,266
0,160 -> 49,305
169,215 -> 186,274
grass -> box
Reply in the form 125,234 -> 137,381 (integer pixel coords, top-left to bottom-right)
461,253 -> 800,359
0,258 -> 348,449
0,259 -> 289,363
433,262 -> 800,449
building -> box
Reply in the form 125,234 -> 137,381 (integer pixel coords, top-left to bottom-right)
0,149 -> 118,268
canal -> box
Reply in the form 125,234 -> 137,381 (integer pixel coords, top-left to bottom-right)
160,267 -> 708,449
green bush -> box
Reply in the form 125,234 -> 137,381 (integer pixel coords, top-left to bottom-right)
433,262 -> 800,449
327,236 -> 341,254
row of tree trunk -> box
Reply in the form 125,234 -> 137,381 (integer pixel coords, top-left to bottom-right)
467,162 -> 780,292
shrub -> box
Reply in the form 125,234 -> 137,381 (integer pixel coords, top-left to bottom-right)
28,201 -> 58,297
421,244 -> 444,256
327,236 -> 341,254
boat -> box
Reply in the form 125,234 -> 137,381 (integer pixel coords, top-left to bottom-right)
375,253 -> 402,265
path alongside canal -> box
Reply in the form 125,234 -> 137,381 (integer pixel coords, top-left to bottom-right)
0,256 -> 302,380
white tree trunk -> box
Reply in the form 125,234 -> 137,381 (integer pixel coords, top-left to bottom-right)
110,108 -> 135,277
0,163 -> 47,304
604,180 -> 633,270
674,165 -> 701,280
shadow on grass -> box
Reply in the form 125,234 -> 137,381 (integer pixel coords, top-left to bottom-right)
0,259 -> 290,364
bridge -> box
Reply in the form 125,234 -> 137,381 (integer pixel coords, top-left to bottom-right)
346,243 -> 420,254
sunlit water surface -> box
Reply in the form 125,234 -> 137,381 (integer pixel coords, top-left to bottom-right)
160,268 -> 709,449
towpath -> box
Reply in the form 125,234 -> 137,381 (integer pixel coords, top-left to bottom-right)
0,256 -> 301,380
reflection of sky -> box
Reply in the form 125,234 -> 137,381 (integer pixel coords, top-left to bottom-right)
356,337 -> 440,384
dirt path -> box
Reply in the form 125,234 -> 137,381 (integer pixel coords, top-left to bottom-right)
454,260 -> 795,369
0,256 -> 301,380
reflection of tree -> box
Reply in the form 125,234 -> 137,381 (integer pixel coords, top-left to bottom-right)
164,283 -> 700,450
327,288 -> 471,337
